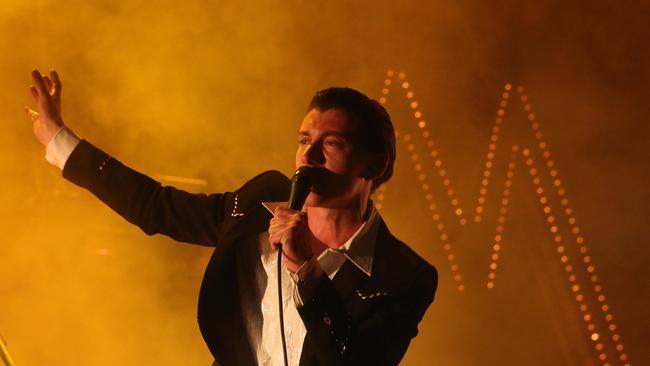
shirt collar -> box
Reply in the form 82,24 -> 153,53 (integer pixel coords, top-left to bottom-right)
261,201 -> 379,277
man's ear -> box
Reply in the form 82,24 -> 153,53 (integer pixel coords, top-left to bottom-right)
362,153 -> 389,181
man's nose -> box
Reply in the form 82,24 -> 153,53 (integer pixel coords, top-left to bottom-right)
303,142 -> 325,165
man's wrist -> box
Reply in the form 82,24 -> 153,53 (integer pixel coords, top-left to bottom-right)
45,126 -> 81,170
290,256 -> 323,306
284,251 -> 313,273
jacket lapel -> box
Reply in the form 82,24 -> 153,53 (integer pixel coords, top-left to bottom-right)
331,259 -> 370,303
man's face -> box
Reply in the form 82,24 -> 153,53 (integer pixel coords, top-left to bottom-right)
295,108 -> 368,208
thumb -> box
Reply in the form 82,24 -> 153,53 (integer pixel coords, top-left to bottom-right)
24,106 -> 38,121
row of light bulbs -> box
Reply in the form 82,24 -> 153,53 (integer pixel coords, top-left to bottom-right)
373,70 -> 631,365
375,70 -> 467,292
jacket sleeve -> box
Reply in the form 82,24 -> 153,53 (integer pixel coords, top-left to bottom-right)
298,262 -> 438,366
62,140 -> 233,246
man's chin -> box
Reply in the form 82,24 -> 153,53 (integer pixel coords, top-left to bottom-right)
304,192 -> 334,208
304,193 -> 323,208
304,192 -> 347,209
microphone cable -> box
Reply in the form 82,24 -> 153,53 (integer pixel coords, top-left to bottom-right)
277,166 -> 313,366
278,248 -> 289,366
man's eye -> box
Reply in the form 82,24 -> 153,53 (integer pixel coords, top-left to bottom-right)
298,138 -> 310,145
324,139 -> 342,148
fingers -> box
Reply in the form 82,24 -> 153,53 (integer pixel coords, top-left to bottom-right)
269,213 -> 304,231
273,206 -> 302,217
43,76 -> 53,95
31,69 -> 48,97
50,69 -> 62,95
31,69 -> 58,116
43,76 -> 59,99
268,209 -> 307,250
30,86 -> 38,101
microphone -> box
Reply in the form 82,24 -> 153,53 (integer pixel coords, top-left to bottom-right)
288,166 -> 314,210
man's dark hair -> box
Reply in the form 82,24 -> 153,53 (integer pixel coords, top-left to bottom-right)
308,87 -> 396,191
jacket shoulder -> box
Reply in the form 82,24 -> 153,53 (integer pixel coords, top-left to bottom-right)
374,219 -> 438,291
232,170 -> 291,214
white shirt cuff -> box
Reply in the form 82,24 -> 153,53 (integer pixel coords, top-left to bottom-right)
45,126 -> 81,170
290,256 -> 323,307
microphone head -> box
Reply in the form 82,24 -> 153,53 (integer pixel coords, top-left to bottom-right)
288,166 -> 314,210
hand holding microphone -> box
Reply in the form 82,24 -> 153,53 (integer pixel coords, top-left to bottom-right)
268,166 -> 314,273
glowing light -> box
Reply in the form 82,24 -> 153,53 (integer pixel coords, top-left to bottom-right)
381,74 -> 630,358
572,284 -> 580,292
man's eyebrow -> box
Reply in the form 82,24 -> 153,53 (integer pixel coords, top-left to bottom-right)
298,131 -> 349,139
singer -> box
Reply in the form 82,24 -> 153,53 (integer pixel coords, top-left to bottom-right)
25,69 -> 437,366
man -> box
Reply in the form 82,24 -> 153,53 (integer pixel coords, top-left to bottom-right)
25,69 -> 437,365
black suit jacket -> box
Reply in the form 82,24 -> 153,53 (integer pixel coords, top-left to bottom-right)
63,140 -> 438,366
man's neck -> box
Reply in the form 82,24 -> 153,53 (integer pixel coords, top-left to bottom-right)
305,198 -> 369,253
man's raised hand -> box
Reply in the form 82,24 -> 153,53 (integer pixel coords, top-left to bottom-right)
24,69 -> 64,146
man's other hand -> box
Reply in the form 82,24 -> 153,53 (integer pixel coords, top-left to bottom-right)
268,207 -> 313,273
24,69 -> 64,146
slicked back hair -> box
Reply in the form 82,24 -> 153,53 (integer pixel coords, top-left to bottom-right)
308,87 -> 396,191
